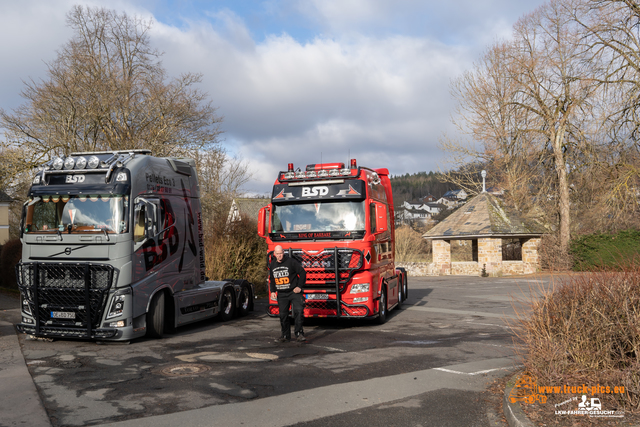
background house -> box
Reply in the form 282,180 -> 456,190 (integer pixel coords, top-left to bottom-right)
436,189 -> 468,209
0,191 -> 12,245
397,200 -> 445,226
226,198 -> 270,225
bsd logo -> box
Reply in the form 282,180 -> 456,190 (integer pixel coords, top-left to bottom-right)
65,175 -> 85,183
301,186 -> 329,197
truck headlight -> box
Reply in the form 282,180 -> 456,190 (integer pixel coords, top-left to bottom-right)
350,283 -> 370,294
106,288 -> 131,319
22,296 -> 32,315
106,295 -> 125,319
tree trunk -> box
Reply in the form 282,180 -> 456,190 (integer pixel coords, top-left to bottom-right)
553,129 -> 571,255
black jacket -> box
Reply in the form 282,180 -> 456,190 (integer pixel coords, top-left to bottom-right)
269,256 -> 306,293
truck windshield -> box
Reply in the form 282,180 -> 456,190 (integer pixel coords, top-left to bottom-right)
272,201 -> 365,232
24,195 -> 129,234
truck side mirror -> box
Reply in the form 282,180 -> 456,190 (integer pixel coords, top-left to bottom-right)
257,206 -> 269,237
374,202 -> 388,234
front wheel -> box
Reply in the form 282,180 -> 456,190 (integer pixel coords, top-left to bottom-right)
147,292 -> 165,338
376,287 -> 387,324
220,287 -> 236,321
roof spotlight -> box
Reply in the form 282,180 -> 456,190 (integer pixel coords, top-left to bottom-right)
63,157 -> 75,170
52,157 -> 64,170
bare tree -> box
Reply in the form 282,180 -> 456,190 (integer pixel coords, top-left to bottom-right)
568,0 -> 640,224
444,0 -> 600,254
0,5 -> 222,168
443,40 -> 549,215
195,149 -> 252,235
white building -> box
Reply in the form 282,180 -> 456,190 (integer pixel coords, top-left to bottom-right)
436,189 -> 468,209
397,200 -> 445,225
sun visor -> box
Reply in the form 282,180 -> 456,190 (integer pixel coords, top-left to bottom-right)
271,180 -> 366,202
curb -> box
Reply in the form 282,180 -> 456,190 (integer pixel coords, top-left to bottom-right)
0,308 -> 51,427
503,373 -> 536,427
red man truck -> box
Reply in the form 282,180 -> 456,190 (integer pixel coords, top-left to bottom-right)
257,159 -> 407,323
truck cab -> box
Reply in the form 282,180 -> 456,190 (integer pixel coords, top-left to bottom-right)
16,150 -> 253,341
258,159 -> 407,323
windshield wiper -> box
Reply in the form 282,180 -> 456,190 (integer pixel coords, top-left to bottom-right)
102,229 -> 110,241
56,229 -> 62,241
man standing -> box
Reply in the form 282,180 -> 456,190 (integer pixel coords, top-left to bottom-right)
269,245 -> 307,342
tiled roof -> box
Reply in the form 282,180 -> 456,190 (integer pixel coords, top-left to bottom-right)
423,192 -> 545,239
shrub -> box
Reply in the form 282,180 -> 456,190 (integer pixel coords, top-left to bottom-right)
0,238 -> 22,290
204,216 -> 268,296
538,233 -> 573,271
571,229 -> 640,271
515,269 -> 640,412
395,225 -> 430,262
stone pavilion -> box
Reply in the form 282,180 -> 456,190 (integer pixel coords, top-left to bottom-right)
422,192 -> 545,276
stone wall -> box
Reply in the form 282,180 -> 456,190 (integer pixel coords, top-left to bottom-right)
396,260 -> 538,277
396,262 -> 437,276
401,236 -> 542,276
451,262 -> 480,276
432,239 -> 451,275
478,238 -> 502,275
522,238 -> 541,274
501,261 -> 524,276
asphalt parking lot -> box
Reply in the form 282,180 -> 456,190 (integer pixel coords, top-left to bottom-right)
0,274 -> 556,427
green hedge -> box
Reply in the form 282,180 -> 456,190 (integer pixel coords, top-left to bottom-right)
570,229 -> 640,270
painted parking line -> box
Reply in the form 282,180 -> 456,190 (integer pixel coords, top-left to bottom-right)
434,366 -> 519,376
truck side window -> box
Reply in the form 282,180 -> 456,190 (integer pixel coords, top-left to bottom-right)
369,203 -> 376,234
134,205 -> 146,243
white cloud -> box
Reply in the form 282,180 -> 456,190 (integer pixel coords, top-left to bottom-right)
151,20 -> 471,192
0,0 -> 548,194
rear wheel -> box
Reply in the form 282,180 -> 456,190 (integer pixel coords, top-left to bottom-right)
396,278 -> 403,310
220,287 -> 236,321
376,287 -> 388,324
147,292 -> 165,338
403,274 -> 409,301
238,286 -> 252,317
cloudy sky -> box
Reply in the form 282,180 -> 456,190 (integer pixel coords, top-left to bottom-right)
0,0 -> 546,194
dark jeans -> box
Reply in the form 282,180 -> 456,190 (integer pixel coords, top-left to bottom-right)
277,291 -> 305,338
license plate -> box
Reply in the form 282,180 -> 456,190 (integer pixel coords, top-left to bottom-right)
306,293 -> 328,300
51,311 -> 75,319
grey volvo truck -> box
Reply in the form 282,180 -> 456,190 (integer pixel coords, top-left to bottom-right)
16,150 -> 253,341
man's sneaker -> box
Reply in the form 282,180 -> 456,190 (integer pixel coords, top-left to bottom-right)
274,336 -> 290,343
296,333 -> 307,342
